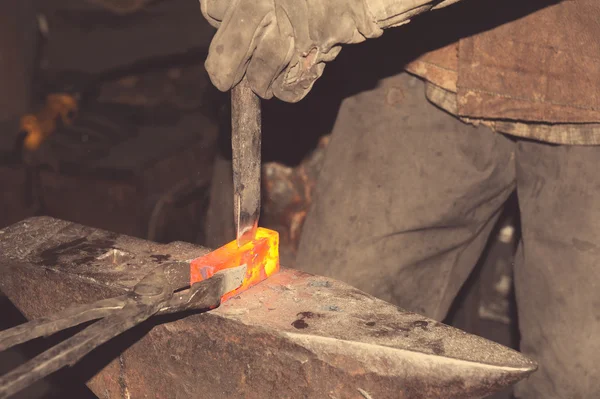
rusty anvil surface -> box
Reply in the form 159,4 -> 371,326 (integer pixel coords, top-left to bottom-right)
0,217 -> 536,399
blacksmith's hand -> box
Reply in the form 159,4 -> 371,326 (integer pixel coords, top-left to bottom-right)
200,0 -> 383,102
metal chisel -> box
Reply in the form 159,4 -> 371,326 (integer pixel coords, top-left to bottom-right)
230,78 -> 261,247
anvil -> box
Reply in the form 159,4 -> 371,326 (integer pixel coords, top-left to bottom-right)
0,217 -> 536,398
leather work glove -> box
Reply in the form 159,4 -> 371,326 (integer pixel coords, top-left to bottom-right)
201,0 -> 461,102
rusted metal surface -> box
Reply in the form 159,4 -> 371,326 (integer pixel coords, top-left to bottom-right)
0,259 -> 246,399
231,78 -> 262,246
0,217 -> 536,398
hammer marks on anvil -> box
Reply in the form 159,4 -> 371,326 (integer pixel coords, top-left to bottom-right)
190,227 -> 280,302
1,218 -> 537,398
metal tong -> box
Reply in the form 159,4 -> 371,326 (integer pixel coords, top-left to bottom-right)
0,262 -> 247,399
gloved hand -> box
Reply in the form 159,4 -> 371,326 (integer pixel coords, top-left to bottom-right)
201,0 -> 384,102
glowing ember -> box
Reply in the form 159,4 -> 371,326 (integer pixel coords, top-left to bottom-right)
190,228 -> 280,302
21,94 -> 78,151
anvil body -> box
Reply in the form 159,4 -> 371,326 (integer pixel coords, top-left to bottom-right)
0,217 -> 536,398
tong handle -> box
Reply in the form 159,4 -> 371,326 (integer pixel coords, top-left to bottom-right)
0,296 -> 125,352
0,300 -> 158,399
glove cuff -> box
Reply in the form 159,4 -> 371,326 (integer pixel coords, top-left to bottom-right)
364,0 -> 442,29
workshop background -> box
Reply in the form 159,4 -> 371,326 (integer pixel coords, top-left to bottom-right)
1,0 -> 519,398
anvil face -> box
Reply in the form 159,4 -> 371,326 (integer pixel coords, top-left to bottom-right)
0,217 -> 536,399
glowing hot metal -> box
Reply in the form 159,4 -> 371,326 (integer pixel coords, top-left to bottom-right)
190,228 -> 280,302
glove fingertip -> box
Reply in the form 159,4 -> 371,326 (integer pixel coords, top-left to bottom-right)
204,59 -> 234,93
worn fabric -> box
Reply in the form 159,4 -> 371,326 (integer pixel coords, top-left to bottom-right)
295,73 -> 600,398
201,0 -> 384,102
200,0 -> 465,102
406,0 -> 600,144
424,83 -> 600,145
457,0 -> 600,124
405,42 -> 458,93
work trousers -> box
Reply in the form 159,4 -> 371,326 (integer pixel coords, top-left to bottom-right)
295,73 -> 600,398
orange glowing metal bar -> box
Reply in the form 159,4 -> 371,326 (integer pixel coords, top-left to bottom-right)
190,228 -> 280,302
